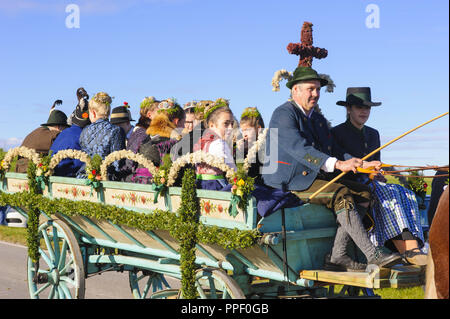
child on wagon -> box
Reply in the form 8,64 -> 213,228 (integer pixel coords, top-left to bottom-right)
128,99 -> 184,184
236,107 -> 265,182
194,98 -> 237,190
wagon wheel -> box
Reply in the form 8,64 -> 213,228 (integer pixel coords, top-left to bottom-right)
129,269 -> 173,299
194,268 -> 245,299
27,218 -> 85,299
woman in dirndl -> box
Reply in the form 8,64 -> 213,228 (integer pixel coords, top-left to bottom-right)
331,87 -> 427,266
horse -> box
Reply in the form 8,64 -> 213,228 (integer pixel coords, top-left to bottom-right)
424,186 -> 449,299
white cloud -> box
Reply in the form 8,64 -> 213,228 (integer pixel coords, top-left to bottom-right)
0,137 -> 23,150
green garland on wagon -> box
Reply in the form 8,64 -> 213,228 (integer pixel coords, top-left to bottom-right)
0,189 -> 261,251
174,168 -> 199,299
26,160 -> 41,264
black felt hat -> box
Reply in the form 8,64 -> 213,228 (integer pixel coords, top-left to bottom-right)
336,87 -> 381,107
110,102 -> 135,124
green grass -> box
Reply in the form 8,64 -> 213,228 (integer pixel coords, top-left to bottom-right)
0,225 -> 28,245
385,175 -> 433,195
374,286 -> 424,299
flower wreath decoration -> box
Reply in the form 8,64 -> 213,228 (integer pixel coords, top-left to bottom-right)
100,150 -> 158,181
156,98 -> 181,116
242,127 -> 269,174
167,150 -> 249,217
140,96 -> 156,109
167,151 -> 236,187
46,149 -> 92,177
240,107 -> 261,120
203,98 -> 230,120
2,146 -> 40,171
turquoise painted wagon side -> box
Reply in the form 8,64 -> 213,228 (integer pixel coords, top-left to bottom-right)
1,171 -> 424,299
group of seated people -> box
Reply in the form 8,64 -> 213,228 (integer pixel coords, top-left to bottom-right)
16,68 -> 432,271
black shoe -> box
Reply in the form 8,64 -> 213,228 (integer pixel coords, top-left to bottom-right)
403,249 -> 428,266
367,248 -> 402,268
323,253 -> 367,272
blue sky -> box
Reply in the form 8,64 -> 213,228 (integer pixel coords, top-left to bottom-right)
0,0 -> 448,167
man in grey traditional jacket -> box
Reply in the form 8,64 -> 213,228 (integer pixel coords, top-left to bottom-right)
262,66 -> 402,271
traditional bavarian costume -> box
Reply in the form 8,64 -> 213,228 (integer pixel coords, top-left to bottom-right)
332,87 -> 424,251
331,88 -> 424,249
262,67 -> 401,271
193,129 -> 237,191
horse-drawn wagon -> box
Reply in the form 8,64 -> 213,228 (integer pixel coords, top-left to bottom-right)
0,146 -> 425,299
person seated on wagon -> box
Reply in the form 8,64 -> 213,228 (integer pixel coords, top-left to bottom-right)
235,107 -> 265,182
110,102 -> 136,147
331,87 -> 427,265
139,99 -> 185,166
50,87 -> 91,177
261,66 -> 402,271
15,100 -> 69,173
170,100 -> 213,161
127,100 -> 184,183
127,96 -> 161,154
182,101 -> 197,135
79,92 -> 126,179
194,98 -> 237,191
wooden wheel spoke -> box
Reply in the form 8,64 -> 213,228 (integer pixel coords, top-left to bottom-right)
59,256 -> 74,275
142,277 -> 152,298
52,226 -> 61,266
48,285 -> 56,299
57,285 -> 66,299
57,238 -> 68,270
196,282 -> 208,299
60,276 -> 76,287
222,288 -> 229,299
41,228 -> 56,262
33,282 -> 51,296
208,276 -> 217,298
38,248 -> 54,269
59,282 -> 73,299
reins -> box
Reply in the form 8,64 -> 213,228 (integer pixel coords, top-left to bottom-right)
357,165 -> 449,179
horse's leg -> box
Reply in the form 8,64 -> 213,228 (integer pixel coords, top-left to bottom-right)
424,249 -> 438,299
428,187 -> 449,299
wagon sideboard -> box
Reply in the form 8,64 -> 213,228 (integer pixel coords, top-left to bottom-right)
3,172 -> 257,230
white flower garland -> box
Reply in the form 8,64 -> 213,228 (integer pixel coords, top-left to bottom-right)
167,151 -> 236,187
46,149 -> 92,177
100,150 -> 158,181
242,128 -> 268,174
2,146 -> 40,170
271,69 -> 292,92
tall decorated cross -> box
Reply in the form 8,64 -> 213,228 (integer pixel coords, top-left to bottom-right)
287,21 -> 328,67
271,21 -> 334,93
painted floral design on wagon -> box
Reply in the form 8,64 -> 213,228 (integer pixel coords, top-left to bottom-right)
56,186 -> 92,198
11,181 -> 30,192
200,199 -> 229,215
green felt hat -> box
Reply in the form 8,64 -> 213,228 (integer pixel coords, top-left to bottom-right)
336,87 -> 381,107
41,110 -> 69,127
286,66 -> 328,89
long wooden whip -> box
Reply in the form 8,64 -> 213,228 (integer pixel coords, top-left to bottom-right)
307,111 -> 449,201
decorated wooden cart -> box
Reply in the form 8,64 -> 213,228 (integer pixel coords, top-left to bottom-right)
0,145 -> 425,299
